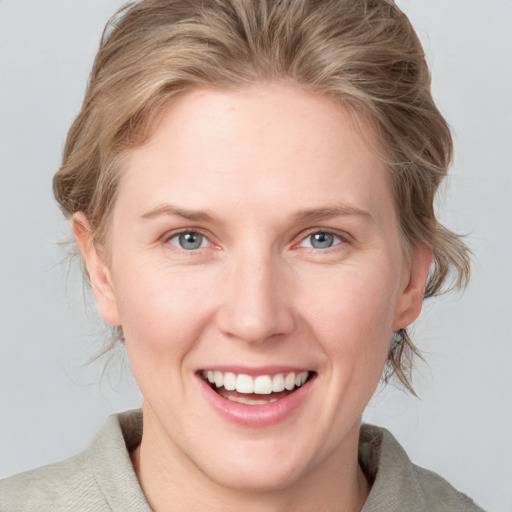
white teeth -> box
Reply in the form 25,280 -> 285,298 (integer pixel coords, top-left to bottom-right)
272,373 -> 285,392
224,394 -> 280,405
236,374 -> 254,394
285,372 -> 296,391
295,371 -> 308,387
253,375 -> 272,394
223,372 -> 236,391
214,371 -> 224,388
203,370 -> 311,395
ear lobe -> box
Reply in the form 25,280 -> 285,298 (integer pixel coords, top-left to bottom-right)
72,212 -> 121,326
393,242 -> 433,330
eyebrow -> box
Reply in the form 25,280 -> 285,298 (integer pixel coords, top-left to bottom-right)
140,203 -> 372,225
292,205 -> 373,224
140,204 -> 218,222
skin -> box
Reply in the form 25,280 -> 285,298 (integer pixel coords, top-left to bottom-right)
74,85 -> 432,512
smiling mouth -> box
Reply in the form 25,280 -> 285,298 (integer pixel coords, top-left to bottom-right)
200,370 -> 316,405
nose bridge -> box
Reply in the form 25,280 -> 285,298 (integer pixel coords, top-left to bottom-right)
217,246 -> 295,343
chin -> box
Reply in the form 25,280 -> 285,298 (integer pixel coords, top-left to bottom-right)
205,460 -> 309,493
190,437 -> 322,493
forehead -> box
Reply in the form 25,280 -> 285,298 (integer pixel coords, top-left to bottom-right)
116,85 -> 395,228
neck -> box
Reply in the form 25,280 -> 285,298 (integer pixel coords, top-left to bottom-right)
130,407 -> 370,512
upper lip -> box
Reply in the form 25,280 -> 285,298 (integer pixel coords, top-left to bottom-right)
198,365 -> 313,376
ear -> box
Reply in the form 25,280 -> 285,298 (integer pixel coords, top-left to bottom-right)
392,242 -> 433,330
72,212 -> 121,326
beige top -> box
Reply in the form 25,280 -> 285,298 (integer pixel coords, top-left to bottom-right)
0,410 -> 484,511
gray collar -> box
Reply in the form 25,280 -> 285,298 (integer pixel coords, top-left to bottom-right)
89,410 -> 483,512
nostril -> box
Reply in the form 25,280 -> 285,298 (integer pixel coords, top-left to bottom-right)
216,306 -> 296,344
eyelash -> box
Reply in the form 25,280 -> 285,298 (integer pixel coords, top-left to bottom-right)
295,229 -> 347,251
163,228 -> 349,254
164,229 -> 213,253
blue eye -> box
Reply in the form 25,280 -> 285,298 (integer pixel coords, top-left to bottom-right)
302,231 -> 341,249
169,231 -> 207,250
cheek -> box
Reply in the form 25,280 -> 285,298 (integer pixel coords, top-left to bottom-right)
113,264 -> 219,409
297,266 -> 398,360
112,260 -> 217,355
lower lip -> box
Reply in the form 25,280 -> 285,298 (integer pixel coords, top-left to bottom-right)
198,375 -> 315,427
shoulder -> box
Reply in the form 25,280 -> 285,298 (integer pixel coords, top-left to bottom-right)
0,410 -> 150,512
0,451 -> 108,512
359,424 -> 486,512
410,463 -> 484,511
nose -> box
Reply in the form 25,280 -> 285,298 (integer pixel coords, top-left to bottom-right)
216,252 -> 296,344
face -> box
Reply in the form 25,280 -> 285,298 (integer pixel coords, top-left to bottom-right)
77,85 -> 431,492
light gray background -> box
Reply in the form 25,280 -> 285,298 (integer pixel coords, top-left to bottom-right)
1,1 -> 511,510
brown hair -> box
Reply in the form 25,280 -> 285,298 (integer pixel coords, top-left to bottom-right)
53,0 -> 470,391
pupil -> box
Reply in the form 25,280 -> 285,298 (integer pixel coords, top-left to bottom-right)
311,232 -> 333,249
179,232 -> 202,250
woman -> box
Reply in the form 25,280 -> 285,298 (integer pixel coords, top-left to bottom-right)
1,0 -> 484,510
